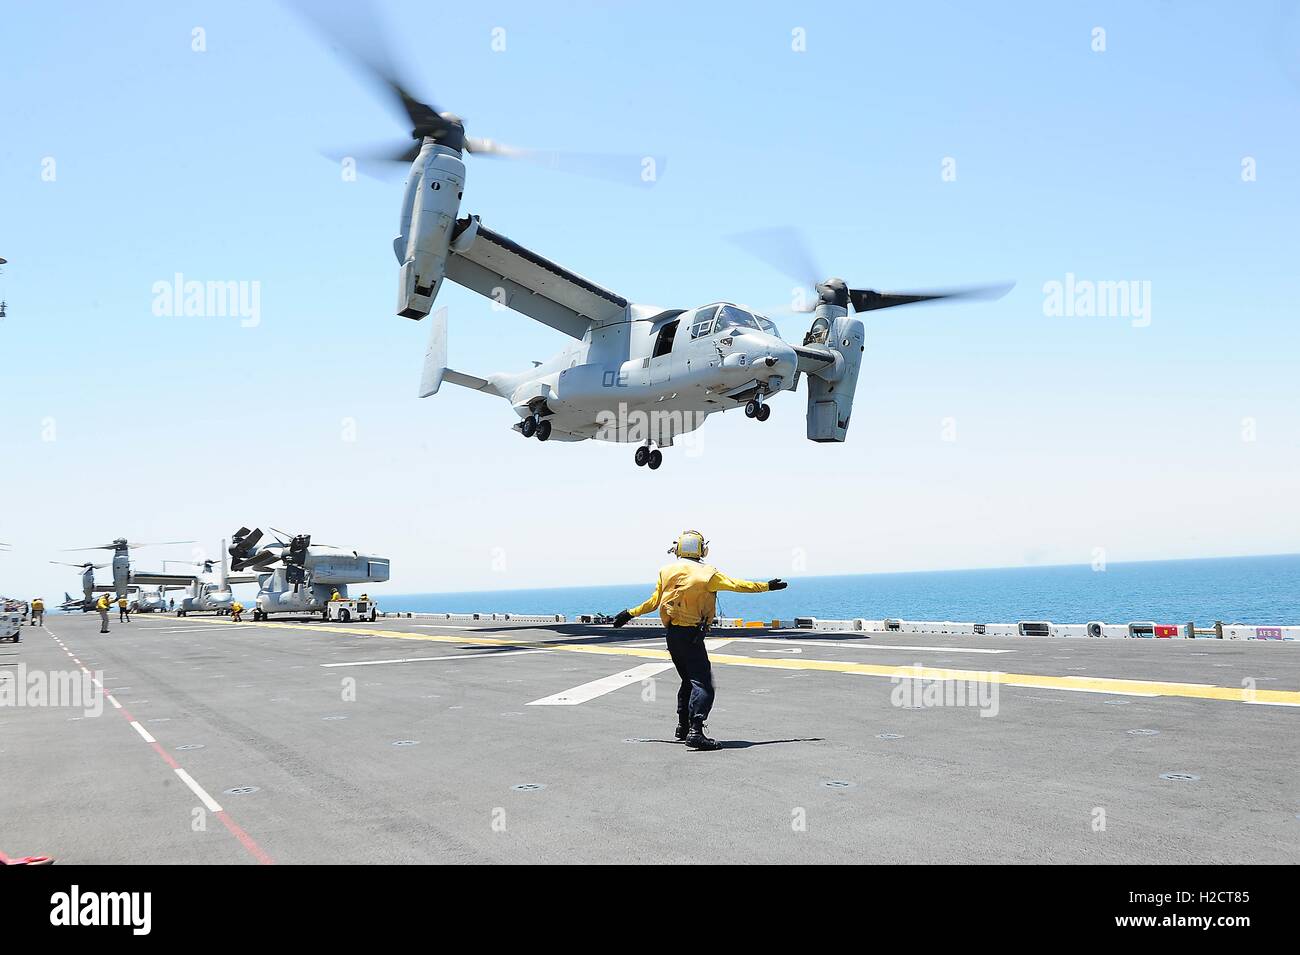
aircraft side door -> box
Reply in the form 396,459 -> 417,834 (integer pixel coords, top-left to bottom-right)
649,319 -> 679,385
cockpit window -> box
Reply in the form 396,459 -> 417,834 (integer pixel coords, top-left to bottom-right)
715,305 -> 761,332
807,317 -> 831,344
756,316 -> 779,336
688,305 -> 718,339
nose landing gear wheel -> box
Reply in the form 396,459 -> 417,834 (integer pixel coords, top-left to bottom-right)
744,400 -> 758,418
521,417 -> 538,438
634,446 -> 650,467
647,449 -> 663,469
755,403 -> 771,421
536,419 -> 552,441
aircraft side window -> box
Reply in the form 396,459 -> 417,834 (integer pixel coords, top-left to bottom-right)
689,305 -> 717,340
808,317 -> 830,344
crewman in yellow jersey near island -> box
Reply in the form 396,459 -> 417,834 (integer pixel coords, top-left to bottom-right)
330,589 -> 342,602
613,530 -> 787,751
96,593 -> 111,633
30,597 -> 44,627
117,594 -> 131,623
230,600 -> 244,623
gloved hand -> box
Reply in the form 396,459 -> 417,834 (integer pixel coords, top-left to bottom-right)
612,610 -> 633,628
767,579 -> 788,591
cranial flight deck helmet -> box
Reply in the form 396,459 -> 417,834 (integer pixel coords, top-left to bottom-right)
669,530 -> 709,560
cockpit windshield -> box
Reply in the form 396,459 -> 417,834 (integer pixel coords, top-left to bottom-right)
687,304 -> 781,339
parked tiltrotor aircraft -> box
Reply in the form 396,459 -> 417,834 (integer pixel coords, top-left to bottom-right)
228,528 -> 389,621
53,539 -> 196,610
171,542 -> 259,616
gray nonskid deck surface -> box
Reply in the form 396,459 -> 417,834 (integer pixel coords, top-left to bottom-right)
2,613 -> 1297,864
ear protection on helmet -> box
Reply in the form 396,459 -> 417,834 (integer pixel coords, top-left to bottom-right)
669,530 -> 708,560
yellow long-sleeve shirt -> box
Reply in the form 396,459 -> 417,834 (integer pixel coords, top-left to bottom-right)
627,559 -> 768,627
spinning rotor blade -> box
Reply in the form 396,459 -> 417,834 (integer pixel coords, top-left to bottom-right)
126,540 -> 196,550
727,227 -> 823,290
63,543 -> 117,552
848,283 -> 1014,313
50,561 -> 108,569
294,0 -> 662,187
288,0 -> 460,148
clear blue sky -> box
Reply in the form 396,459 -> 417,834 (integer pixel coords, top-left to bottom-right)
2,1 -> 1299,599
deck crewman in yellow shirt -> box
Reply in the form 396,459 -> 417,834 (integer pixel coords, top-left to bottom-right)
95,594 -> 111,633
117,595 -> 131,623
30,597 -> 44,627
613,530 -> 787,751
230,600 -> 244,623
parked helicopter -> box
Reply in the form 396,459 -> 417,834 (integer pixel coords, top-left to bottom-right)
228,527 -> 389,621
299,8 -> 1011,469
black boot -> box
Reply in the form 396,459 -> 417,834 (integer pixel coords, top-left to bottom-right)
684,718 -> 721,751
674,717 -> 689,741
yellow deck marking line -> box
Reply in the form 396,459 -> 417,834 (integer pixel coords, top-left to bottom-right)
188,618 -> 1300,706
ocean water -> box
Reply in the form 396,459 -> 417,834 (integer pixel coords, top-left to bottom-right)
386,554 -> 1300,625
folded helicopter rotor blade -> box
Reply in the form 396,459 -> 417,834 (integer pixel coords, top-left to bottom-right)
848,282 -> 1014,313
127,540 -> 196,549
231,528 -> 264,552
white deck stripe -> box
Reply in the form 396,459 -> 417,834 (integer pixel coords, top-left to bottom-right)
130,720 -> 156,743
321,649 -> 549,668
174,768 -> 223,813
527,662 -> 675,706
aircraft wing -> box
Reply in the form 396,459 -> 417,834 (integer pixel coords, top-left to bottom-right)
131,572 -> 197,587
445,218 -> 629,339
228,574 -> 259,585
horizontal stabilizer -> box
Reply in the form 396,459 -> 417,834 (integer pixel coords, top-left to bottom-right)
443,369 -> 499,394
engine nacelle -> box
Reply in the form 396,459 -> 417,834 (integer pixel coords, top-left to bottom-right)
395,143 -> 465,319
805,307 -> 865,443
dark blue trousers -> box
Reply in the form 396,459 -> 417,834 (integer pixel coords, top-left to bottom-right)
665,625 -> 715,722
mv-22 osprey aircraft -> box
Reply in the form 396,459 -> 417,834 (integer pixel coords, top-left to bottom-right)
52,539 -> 197,611
311,14 -> 1010,469
228,528 -> 389,621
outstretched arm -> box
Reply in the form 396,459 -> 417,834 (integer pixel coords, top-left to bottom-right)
614,578 -> 662,627
709,572 -> 786,594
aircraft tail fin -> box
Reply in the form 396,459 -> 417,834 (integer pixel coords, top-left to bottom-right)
418,306 -> 502,397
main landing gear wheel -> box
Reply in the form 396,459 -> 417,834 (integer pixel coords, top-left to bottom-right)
521,417 -> 537,438
745,399 -> 771,421
536,419 -> 552,441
